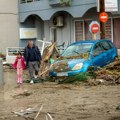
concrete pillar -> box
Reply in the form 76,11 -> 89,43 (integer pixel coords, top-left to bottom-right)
0,58 -> 4,85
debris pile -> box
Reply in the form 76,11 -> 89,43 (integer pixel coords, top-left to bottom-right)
57,59 -> 120,85
58,52 -> 90,60
52,60 -> 70,72
95,60 -> 120,84
39,42 -> 59,79
87,60 -> 120,86
12,105 -> 54,120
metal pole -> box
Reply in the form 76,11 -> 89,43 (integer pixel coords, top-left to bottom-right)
0,58 -> 4,85
100,0 -> 105,39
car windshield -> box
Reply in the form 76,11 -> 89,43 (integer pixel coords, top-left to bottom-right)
62,43 -> 92,57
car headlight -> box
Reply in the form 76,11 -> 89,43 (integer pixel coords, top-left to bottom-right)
72,63 -> 83,70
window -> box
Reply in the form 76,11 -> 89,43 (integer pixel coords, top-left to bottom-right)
100,41 -> 112,51
20,0 -> 26,3
75,21 -> 84,41
105,19 -> 112,40
20,0 -> 40,4
92,43 -> 103,57
108,41 -> 113,48
75,20 -> 94,41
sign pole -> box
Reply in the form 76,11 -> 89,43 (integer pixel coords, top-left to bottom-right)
94,33 -> 97,40
100,0 -> 105,39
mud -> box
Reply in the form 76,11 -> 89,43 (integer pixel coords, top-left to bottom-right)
0,69 -> 120,120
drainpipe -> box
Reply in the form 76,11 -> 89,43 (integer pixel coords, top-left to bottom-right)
0,58 -> 4,85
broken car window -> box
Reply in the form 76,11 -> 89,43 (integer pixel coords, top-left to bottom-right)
92,43 -> 103,57
100,41 -> 112,51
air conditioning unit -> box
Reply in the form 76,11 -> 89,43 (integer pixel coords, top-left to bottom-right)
53,16 -> 64,27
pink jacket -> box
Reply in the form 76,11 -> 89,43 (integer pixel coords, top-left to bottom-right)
13,57 -> 26,69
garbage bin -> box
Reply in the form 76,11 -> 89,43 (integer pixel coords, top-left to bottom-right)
0,58 -> 4,85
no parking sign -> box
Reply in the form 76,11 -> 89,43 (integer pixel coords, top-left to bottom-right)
99,12 -> 108,23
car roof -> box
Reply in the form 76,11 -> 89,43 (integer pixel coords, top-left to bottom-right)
70,39 -> 111,46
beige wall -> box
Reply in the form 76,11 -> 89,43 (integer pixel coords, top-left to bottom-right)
0,0 -> 19,54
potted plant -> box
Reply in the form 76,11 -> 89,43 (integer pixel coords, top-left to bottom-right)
60,0 -> 72,6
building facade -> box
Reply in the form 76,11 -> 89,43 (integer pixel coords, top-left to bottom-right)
0,0 -> 19,53
19,0 -> 120,50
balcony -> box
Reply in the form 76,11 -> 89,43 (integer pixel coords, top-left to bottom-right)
19,0 -> 97,22
49,0 -> 72,7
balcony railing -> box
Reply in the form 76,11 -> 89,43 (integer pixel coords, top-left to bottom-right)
20,0 -> 40,4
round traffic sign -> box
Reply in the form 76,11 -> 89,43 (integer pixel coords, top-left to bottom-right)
91,24 -> 100,34
99,12 -> 108,23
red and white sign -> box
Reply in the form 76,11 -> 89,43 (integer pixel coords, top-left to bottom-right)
91,24 -> 100,34
99,12 -> 109,23
89,21 -> 100,40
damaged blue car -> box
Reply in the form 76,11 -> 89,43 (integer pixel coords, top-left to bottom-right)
49,40 -> 118,77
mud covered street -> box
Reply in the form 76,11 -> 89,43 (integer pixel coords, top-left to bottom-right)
0,69 -> 120,120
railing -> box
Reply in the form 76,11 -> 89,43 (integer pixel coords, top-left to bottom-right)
6,40 -> 52,64
6,47 -> 25,64
37,40 -> 52,55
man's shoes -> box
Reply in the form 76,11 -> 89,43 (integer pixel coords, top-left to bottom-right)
30,80 -> 34,84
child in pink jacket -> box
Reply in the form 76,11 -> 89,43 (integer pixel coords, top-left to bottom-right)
13,52 -> 26,84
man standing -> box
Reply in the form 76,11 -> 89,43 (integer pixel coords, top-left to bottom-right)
24,41 -> 42,84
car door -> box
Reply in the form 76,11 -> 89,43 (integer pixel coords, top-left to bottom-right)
91,43 -> 106,67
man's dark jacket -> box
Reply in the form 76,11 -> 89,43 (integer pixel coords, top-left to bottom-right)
24,45 -> 42,63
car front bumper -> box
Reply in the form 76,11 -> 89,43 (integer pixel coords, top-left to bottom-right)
49,68 -> 87,77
